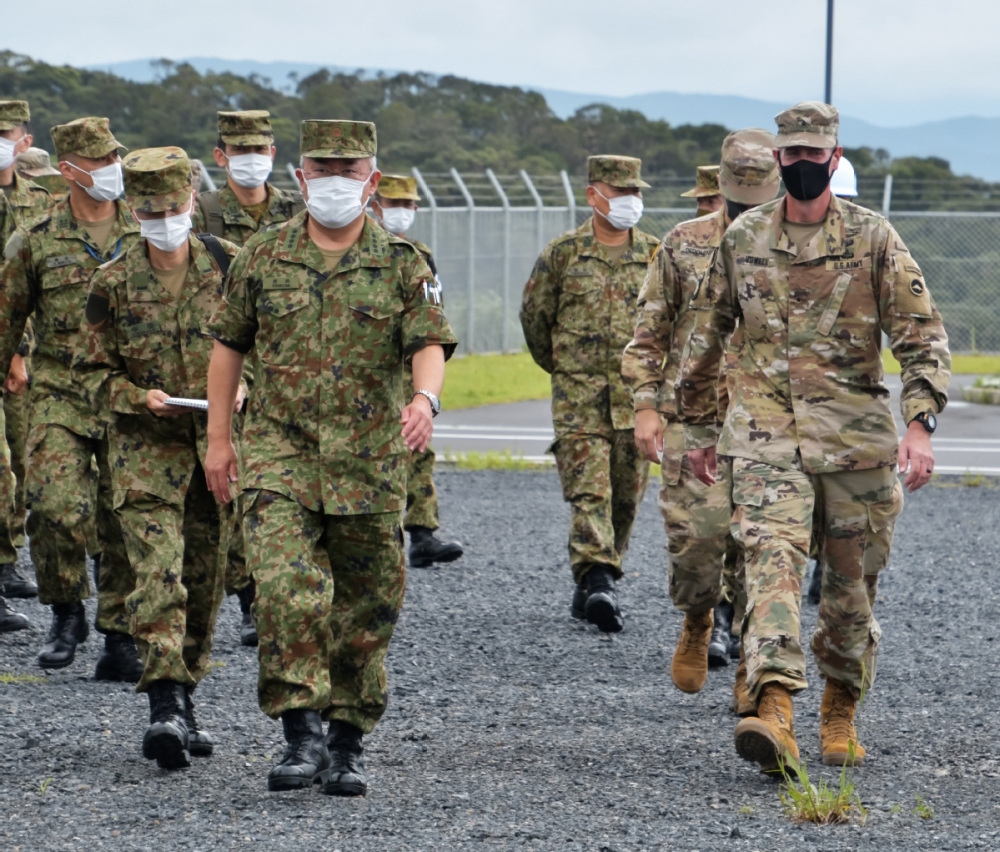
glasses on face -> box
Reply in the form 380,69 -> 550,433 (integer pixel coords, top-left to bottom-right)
303,164 -> 371,181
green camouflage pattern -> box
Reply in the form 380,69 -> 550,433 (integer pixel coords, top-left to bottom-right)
50,116 -> 124,159
206,213 -> 457,515
404,448 -> 438,530
0,99 -> 30,130
0,173 -> 51,249
15,147 -> 60,178
718,128 -> 780,205
678,195 -> 951,472
218,110 -> 274,146
680,165 -> 720,198
378,174 -> 420,201
192,183 -> 304,246
587,155 -> 649,188
123,146 -> 193,214
244,490 -> 406,731
0,402 -> 16,563
4,389 -> 28,548
732,458 -> 902,700
300,120 -> 377,160
774,100 -> 839,149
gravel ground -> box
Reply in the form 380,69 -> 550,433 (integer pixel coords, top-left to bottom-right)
2,469 -> 999,851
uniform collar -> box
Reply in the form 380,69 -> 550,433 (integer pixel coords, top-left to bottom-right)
50,196 -> 140,249
219,183 -> 281,227
279,212 -> 394,275
770,194 -> 847,262
5,173 -> 45,209
576,216 -> 640,263
124,233 -> 212,305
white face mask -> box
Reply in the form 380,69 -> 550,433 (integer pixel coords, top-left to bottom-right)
305,174 -> 370,229
595,189 -> 644,231
227,153 -> 273,189
380,206 -> 415,235
67,160 -> 124,202
140,210 -> 192,252
0,136 -> 19,171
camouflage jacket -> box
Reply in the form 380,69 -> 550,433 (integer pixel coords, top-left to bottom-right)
192,183 -> 304,246
678,195 -> 951,473
1,173 -> 51,248
206,213 -> 458,515
82,235 -> 240,504
0,196 -> 140,438
520,217 -> 659,436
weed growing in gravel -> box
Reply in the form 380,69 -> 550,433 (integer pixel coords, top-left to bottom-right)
913,795 -> 935,820
37,778 -> 52,796
889,802 -> 903,814
0,672 -> 47,684
738,804 -> 754,816
778,754 -> 868,825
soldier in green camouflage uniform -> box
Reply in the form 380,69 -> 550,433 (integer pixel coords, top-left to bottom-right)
372,173 -> 463,568
192,110 -> 306,648
680,164 -> 724,218
623,129 -> 780,700
0,116 -> 143,680
678,102 -> 951,772
83,147 -> 240,769
205,120 -> 457,796
521,155 -> 658,633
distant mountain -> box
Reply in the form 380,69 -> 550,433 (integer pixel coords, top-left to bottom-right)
86,58 -> 1000,181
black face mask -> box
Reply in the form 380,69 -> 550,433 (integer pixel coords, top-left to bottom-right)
779,152 -> 835,201
725,199 -> 751,221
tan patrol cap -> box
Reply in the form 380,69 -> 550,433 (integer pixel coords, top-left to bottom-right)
587,155 -> 649,189
218,110 -> 274,146
0,100 -> 30,131
378,174 -> 420,201
300,120 -> 377,159
15,147 -> 60,178
719,128 -> 780,206
680,165 -> 720,198
123,146 -> 193,214
774,101 -> 839,149
51,117 -> 125,159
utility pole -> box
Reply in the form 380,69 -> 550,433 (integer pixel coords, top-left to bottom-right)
824,0 -> 834,104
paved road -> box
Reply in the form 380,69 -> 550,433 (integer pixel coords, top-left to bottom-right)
437,374 -> 1000,475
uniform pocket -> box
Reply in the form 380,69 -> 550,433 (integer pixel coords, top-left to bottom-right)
257,289 -> 311,367
731,472 -> 765,508
350,301 -> 403,369
862,480 -> 903,575
736,272 -> 772,341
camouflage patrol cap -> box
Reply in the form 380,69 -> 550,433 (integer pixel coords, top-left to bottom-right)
300,120 -> 377,159
0,100 -> 30,131
123,146 -> 193,214
51,117 -> 125,159
15,147 -> 59,178
774,101 -> 839,149
587,155 -> 650,189
377,174 -> 420,201
680,165 -> 720,198
719,128 -> 781,205
218,110 -> 274,146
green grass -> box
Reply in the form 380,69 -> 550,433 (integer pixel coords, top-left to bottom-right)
778,754 -> 867,825
442,450 -> 549,471
882,351 -> 1000,375
0,672 -> 48,684
443,352 -> 550,410
912,795 -> 935,820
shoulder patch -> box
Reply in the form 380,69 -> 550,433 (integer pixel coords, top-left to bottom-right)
85,292 -> 110,327
894,257 -> 933,316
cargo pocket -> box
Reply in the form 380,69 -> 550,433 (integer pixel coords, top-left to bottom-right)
862,617 -> 882,690
862,481 -> 903,576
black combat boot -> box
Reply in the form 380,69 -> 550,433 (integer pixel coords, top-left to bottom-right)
0,595 -> 29,632
142,680 -> 191,769
38,602 -> 89,669
323,721 -> 368,797
183,685 -> 214,757
806,559 -> 823,605
582,566 -> 624,633
236,582 -> 258,647
268,709 -> 331,791
0,562 -> 37,598
708,602 -> 733,668
408,526 -> 464,569
570,582 -> 588,620
94,631 -> 145,682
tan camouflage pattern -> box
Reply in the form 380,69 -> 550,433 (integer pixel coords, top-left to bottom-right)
718,129 -> 780,205
678,195 -> 951,472
50,116 -> 124,159
732,458 -> 902,700
0,100 -> 30,130
378,174 -> 420,201
123,146 -> 193,213
300,120 -> 377,160
774,101 -> 839,149
15,147 -> 60,178
218,109 -> 274,146
192,183 -> 304,246
587,155 -> 650,189
680,165 -> 720,198
404,448 -> 439,530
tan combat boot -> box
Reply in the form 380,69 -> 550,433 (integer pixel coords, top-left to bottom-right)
734,682 -> 799,773
820,678 -> 866,766
732,647 -> 755,717
670,610 -> 714,693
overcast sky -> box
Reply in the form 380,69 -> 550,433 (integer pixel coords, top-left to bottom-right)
5,0 -> 999,126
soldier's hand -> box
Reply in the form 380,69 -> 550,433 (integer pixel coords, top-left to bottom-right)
688,446 -> 717,486
4,354 -> 28,395
146,388 -> 186,418
401,397 -> 433,453
234,384 -> 246,414
899,423 -> 934,492
635,409 -> 664,464
205,439 -> 240,504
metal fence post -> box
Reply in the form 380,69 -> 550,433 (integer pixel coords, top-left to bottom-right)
451,168 -> 476,353
560,170 -> 576,231
881,174 -> 893,218
412,167 -> 438,259
486,169 -> 512,352
521,170 -> 545,256
285,162 -> 298,185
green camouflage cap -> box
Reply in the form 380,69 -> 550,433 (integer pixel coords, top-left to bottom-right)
774,101 -> 839,149
300,120 -> 377,159
680,165 -> 720,198
0,100 -> 30,131
123,146 -> 193,214
15,147 -> 59,178
587,155 -> 650,189
719,128 -> 780,205
218,110 -> 274,146
50,116 -> 125,159
377,173 -> 420,201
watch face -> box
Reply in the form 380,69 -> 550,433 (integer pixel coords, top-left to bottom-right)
926,413 -> 937,431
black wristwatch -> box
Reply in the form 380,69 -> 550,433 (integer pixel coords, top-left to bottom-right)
910,411 -> 937,434
412,389 -> 441,417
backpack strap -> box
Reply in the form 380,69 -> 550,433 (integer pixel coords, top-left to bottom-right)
195,232 -> 231,279
195,191 -> 226,238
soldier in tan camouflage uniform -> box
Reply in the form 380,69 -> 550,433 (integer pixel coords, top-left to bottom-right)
193,110 -> 306,648
680,165 -> 724,217
372,174 -> 463,569
205,120 -> 457,796
83,147 -> 242,769
678,101 -> 951,773
521,155 -> 658,633
623,129 -> 780,704
0,116 -> 143,681
15,146 -> 66,197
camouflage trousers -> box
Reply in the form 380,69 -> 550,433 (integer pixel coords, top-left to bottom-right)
4,389 -> 28,548
244,490 -> 406,734
552,430 -> 649,584
117,466 -> 229,693
0,401 -> 17,564
731,458 -> 903,702
404,447 -> 439,531
25,423 -> 134,633
223,494 -> 251,597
